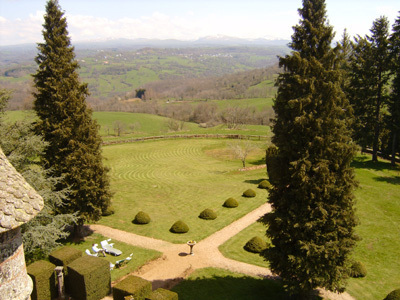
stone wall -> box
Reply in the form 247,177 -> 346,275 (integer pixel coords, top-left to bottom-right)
0,227 -> 33,300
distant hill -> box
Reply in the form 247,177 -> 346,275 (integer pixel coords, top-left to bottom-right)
0,38 -> 289,109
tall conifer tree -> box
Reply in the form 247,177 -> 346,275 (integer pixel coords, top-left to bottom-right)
349,16 -> 391,161
388,13 -> 400,165
262,0 -> 358,298
33,0 -> 111,236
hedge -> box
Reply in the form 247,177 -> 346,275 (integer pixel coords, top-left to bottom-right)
198,208 -> 217,220
133,211 -> 151,224
49,246 -> 82,272
66,256 -> 111,300
244,236 -> 267,253
145,288 -> 179,300
27,260 -> 57,300
223,198 -> 238,208
170,220 -> 189,234
113,275 -> 152,300
242,189 -> 256,197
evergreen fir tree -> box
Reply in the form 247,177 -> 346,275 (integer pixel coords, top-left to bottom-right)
32,0 -> 112,236
388,13 -> 400,166
349,16 -> 391,161
262,0 -> 358,298
0,89 -> 76,262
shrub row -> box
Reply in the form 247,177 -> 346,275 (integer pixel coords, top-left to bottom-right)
113,275 -> 178,300
132,187 -> 262,234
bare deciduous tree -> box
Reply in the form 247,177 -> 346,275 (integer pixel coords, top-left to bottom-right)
229,140 -> 257,168
113,120 -> 126,136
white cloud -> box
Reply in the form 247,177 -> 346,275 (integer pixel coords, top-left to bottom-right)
0,8 -> 293,46
0,11 -> 44,45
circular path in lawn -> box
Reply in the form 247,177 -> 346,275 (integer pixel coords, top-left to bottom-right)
91,203 -> 355,300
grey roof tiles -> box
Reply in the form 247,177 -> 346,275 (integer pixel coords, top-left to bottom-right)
0,148 -> 43,233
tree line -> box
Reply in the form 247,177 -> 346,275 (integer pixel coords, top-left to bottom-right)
346,15 -> 400,165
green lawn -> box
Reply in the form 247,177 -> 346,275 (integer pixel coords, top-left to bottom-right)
346,156 -> 400,300
219,221 -> 268,268
62,233 -> 162,282
219,154 -> 400,300
98,139 -> 269,243
172,267 -> 326,300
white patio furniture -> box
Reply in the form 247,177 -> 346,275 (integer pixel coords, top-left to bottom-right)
100,239 -> 122,256
92,243 -> 106,257
116,253 -> 133,268
85,249 -> 97,257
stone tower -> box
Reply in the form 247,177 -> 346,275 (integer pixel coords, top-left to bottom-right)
0,148 -> 44,300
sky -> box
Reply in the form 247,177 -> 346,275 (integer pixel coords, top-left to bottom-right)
0,0 -> 398,46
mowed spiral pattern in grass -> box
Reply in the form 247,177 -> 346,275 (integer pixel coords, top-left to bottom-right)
100,139 -> 268,243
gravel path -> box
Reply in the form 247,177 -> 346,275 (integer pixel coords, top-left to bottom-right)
91,203 -> 355,300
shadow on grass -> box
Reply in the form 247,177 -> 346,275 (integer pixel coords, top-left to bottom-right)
351,156 -> 400,185
374,176 -> 400,185
351,156 -> 400,172
172,274 -> 287,300
248,157 -> 267,166
244,178 -> 268,185
171,274 -> 325,300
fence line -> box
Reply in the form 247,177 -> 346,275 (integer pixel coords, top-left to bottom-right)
103,134 -> 269,146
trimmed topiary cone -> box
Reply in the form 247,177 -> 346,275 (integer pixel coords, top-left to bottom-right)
258,179 -> 272,189
133,211 -> 151,225
223,197 -> 239,208
349,261 -> 367,278
199,208 -> 217,220
244,236 -> 267,253
384,289 -> 400,300
243,188 -> 256,197
170,220 -> 189,234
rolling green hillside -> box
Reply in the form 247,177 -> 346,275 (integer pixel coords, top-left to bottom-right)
0,45 -> 285,109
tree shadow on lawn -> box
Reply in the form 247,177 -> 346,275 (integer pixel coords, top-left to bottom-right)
351,156 -> 400,185
351,156 -> 400,172
244,178 -> 268,185
171,273 -> 327,300
248,157 -> 267,166
171,274 -> 288,300
373,175 -> 400,185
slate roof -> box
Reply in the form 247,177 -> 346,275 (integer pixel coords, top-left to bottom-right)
0,148 -> 43,233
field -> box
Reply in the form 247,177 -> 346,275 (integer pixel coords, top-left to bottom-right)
4,109 -> 273,140
99,139 -> 269,243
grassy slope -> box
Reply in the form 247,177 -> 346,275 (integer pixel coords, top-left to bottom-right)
5,110 -> 272,139
219,154 -> 400,300
99,139 -> 268,243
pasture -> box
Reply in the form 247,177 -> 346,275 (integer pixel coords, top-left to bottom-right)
99,139 -> 269,243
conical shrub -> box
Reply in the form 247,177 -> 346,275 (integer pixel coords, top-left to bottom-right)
384,289 -> 400,300
244,236 -> 267,253
349,261 -> 367,278
133,211 -> 151,224
223,198 -> 239,208
199,208 -> 217,220
170,220 -> 189,234
258,180 -> 272,189
243,189 -> 256,197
